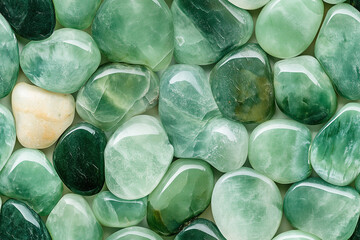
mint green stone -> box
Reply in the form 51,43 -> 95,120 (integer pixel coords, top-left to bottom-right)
273,230 -> 321,240
46,194 -> 103,240
249,119 -> 312,184
76,63 -> 159,132
20,28 -> 101,93
92,191 -> 147,228
0,148 -> 63,215
256,0 -> 324,58
284,178 -> 360,240
212,167 -> 282,240
310,103 -> 360,186
106,227 -> 162,240
0,104 -> 15,171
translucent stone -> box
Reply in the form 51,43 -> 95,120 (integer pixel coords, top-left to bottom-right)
226,0 -> 270,10
0,103 -> 15,171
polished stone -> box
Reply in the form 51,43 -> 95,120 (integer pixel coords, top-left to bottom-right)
53,122 -> 107,196
175,218 -> 225,240
226,0 -> 270,9
0,104 -> 16,172
147,159 -> 214,236
273,230 -> 321,240
76,63 -> 159,132
212,167 -> 282,240
256,0 -> 323,58
172,0 -> 253,65
106,227 -> 162,240
210,43 -> 274,123
284,178 -> 360,240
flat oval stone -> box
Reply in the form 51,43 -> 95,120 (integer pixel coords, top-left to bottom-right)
274,55 -> 337,125
226,0 -> 270,10
92,191 -> 147,228
315,4 -> 360,100
53,122 -> 106,196
147,159 -> 214,236
273,230 -> 321,240
107,227 -> 162,240
92,0 -> 173,71
210,43 -> 274,123
46,194 -> 103,240
284,178 -> 360,240
0,104 -> 15,171
105,115 -> 174,200
172,0 -> 253,65
256,0 -> 323,58
0,148 -> 63,215
310,103 -> 360,186
0,199 -> 51,240
76,63 -> 159,132
0,0 -> 55,40
212,167 -> 282,240
174,218 -> 225,240
159,64 -> 248,172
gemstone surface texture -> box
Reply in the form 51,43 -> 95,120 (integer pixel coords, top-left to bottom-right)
273,230 -> 321,240
174,218 -> 226,240
0,104 -> 16,172
106,227 -> 163,240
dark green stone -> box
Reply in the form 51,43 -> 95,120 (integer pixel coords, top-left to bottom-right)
0,199 -> 51,240
53,122 -> 107,196
175,219 -> 226,240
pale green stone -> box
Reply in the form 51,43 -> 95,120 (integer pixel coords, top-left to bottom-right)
46,194 -> 103,240
106,227 -> 162,240
20,28 -> 101,93
212,167 -> 282,240
256,0 -> 324,58
0,104 -> 15,171
105,115 -> 174,200
273,230 -> 321,240
324,0 -> 346,3
226,0 -> 270,9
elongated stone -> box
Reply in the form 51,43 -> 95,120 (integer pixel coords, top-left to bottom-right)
107,227 -> 162,240
12,82 -> 75,149
175,218 -> 225,240
284,178 -> 360,240
0,104 -> 15,171
273,230 -> 321,240
274,55 -> 337,125
212,167 -> 282,240
0,148 -> 63,215
105,115 -> 174,200
0,199 -> 51,240
0,0 -> 55,40
159,64 -> 248,172
147,159 -> 214,235
76,63 -> 159,131
210,44 -> 274,123
256,0 -> 323,58
172,0 -> 253,65
92,0 -> 173,71
92,191 -> 147,228
310,103 -> 360,186
226,0 -> 270,9
53,122 -> 106,196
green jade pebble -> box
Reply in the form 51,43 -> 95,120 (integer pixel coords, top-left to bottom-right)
256,0 -> 324,58
76,63 -> 159,132
106,227 -> 162,240
210,43 -> 275,123
0,104 -> 16,171
172,0 -> 253,65
284,178 -> 360,240
20,28 -> 101,94
225,0 -> 270,10
0,148 -> 63,215
174,218 -> 226,240
273,230 -> 321,240
147,159 -> 214,236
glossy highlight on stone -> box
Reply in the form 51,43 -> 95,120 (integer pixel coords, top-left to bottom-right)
175,218 -> 225,240
0,104 -> 15,172
226,0 -> 270,10
107,227 -> 162,240
273,230 -> 321,240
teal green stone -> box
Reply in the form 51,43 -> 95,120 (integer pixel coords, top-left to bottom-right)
159,64 -> 249,172
106,227 -> 162,240
147,159 -> 214,236
20,28 -> 101,94
76,63 -> 159,132
284,178 -> 360,240
315,4 -> 360,100
46,194 -> 103,240
310,103 -> 360,186
0,199 -> 51,240
92,191 -> 147,228
172,0 -> 253,65
256,0 -> 324,58
92,0 -> 173,71
0,148 -> 63,215
211,167 -> 282,240
274,55 -> 337,125
210,43 -> 275,123
249,119 -> 312,184
273,230 -> 321,240
0,104 -> 16,171
174,218 -> 225,240
0,14 -> 18,99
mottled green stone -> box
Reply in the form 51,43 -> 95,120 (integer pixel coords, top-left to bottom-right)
0,104 -> 16,171
20,28 -> 101,93
284,178 -> 360,240
106,227 -> 162,240
212,167 -> 282,240
210,43 -> 274,123
273,230 -> 321,240
274,55 -> 337,125
175,218 -> 225,240
172,0 -> 253,65
76,63 -> 159,132
226,0 -> 270,10
0,148 -> 63,215
310,103 -> 360,186
92,191 -> 147,228
147,159 -> 214,236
